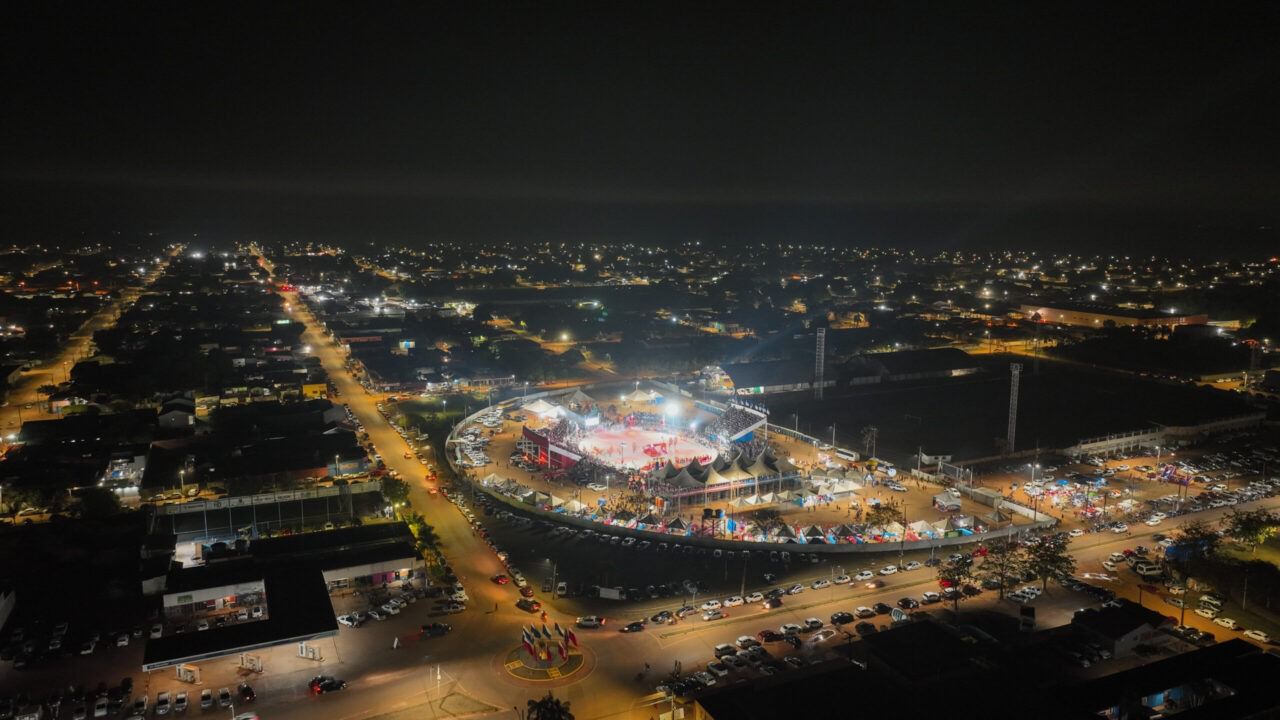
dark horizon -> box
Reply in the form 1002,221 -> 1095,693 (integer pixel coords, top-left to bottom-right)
3,4 -> 1279,256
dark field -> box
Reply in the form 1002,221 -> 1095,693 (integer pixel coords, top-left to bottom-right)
764,358 -> 1257,462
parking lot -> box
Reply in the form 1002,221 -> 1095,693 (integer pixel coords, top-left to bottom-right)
973,428 -> 1280,534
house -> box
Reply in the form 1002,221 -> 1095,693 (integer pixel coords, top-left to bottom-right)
159,398 -> 196,429
1071,601 -> 1171,657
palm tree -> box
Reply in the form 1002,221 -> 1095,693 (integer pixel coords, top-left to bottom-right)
526,692 -> 573,720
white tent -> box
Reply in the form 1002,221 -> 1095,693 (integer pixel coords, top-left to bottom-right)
704,466 -> 734,486
830,479 -> 861,495
480,473 -> 504,487
548,494 -> 566,508
720,459 -> 754,482
563,499 -> 588,513
623,388 -> 654,404
564,388 -> 595,407
524,398 -> 562,417
744,453 -> 777,478
773,456 -> 800,475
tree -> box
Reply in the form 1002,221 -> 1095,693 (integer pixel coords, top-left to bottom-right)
1222,509 -> 1280,553
526,692 -> 574,720
864,498 -> 904,528
381,476 -> 410,507
76,487 -> 121,519
1024,534 -> 1076,591
1173,519 -> 1222,558
936,555 -> 976,614
977,536 -> 1025,599
36,384 -> 59,397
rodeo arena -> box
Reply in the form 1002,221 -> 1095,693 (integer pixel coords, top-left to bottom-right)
447,384 -> 1047,552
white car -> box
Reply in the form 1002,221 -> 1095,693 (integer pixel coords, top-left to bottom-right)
1243,629 -> 1271,643
879,565 -> 898,575
723,596 -> 745,608
744,592 -> 764,603
1102,561 -> 1118,572
833,574 -> 851,585
337,614 -> 360,627
700,600 -> 722,611
381,602 -> 401,615
1213,617 -> 1238,630
702,609 -> 726,621
811,579 -> 831,590
576,616 -> 604,629
903,561 -> 922,571
1194,607 -> 1218,619
1112,523 -> 1129,533
1069,529 -> 1084,537
1145,517 -> 1162,526
854,570 -> 874,582
155,693 -> 170,716
150,624 -> 163,639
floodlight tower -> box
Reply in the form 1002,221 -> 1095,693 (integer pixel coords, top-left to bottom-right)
1007,363 -> 1022,453
814,328 -> 826,400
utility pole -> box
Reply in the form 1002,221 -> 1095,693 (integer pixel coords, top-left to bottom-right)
861,426 -> 878,460
814,328 -> 826,400
1007,363 -> 1022,454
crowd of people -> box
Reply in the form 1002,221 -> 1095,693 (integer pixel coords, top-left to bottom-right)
707,404 -> 765,441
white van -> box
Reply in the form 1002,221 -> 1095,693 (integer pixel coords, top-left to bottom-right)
1134,562 -> 1162,578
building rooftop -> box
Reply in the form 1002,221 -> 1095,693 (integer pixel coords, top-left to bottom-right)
143,565 -> 336,671
1071,601 -> 1170,640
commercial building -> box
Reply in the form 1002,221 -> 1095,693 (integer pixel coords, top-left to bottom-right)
144,522 -> 422,671
1020,302 -> 1208,328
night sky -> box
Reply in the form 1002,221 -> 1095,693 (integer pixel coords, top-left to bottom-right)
2,4 -> 1278,254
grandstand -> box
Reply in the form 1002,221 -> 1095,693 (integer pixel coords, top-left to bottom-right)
708,403 -> 767,443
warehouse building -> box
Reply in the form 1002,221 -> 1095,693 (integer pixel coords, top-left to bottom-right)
1020,302 -> 1207,328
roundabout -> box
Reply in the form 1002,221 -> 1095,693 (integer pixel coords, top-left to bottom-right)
497,641 -> 593,686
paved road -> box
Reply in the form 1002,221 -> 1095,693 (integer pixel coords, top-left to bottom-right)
251,288 -> 1280,720
0,253 -> 174,446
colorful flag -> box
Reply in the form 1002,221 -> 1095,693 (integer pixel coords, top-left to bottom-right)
540,623 -> 552,639
553,622 -> 564,638
566,628 -> 578,648
521,629 -> 534,656
558,639 -> 567,660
